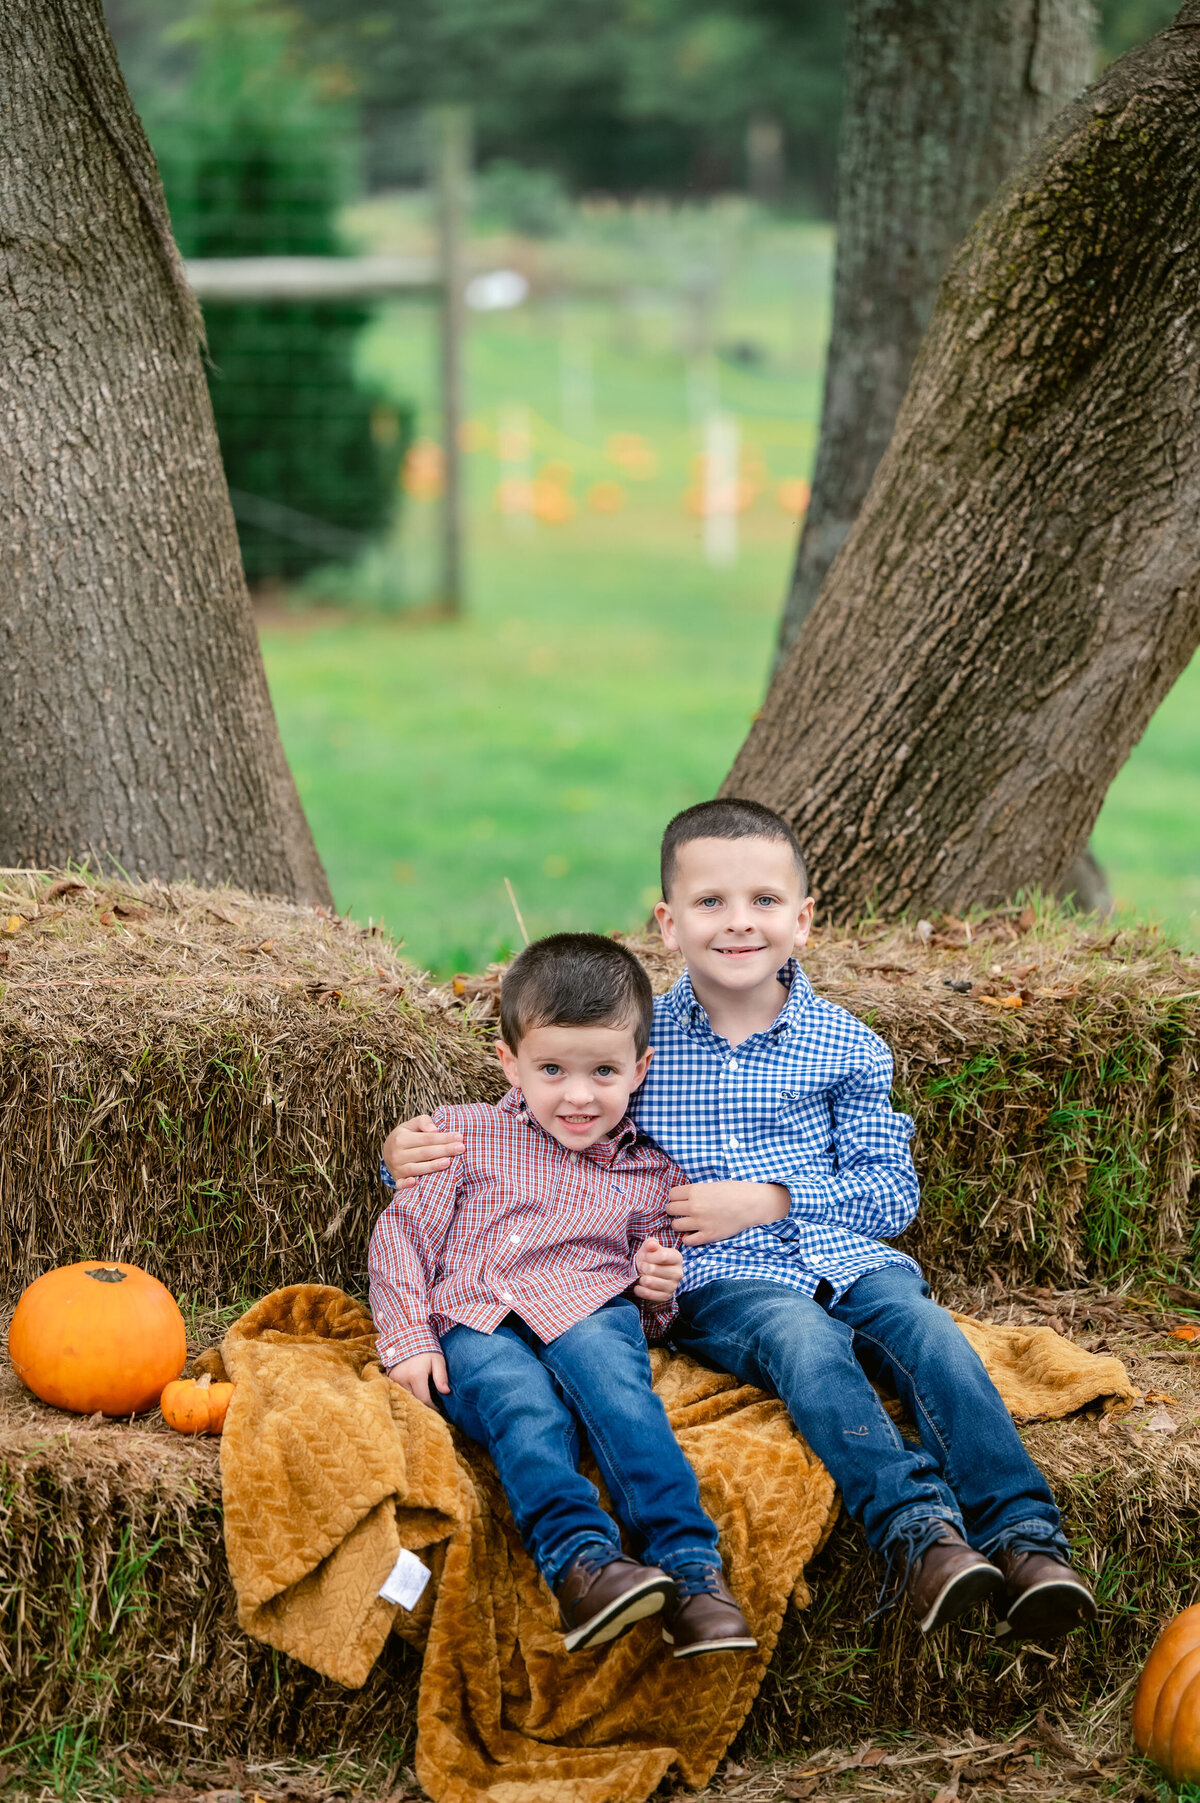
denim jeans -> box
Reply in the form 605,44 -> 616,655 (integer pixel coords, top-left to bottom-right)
438,1296 -> 720,1589
671,1267 -> 1067,1568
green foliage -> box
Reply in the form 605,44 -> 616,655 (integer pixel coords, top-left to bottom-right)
266,0 -> 846,208
149,0 -> 410,579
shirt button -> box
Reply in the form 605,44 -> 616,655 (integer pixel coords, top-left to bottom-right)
728,1135 -> 740,1149
498,1290 -> 513,1303
728,1059 -> 738,1072
509,1234 -> 521,1245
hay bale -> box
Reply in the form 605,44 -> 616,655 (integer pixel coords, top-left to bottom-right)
0,1325 -> 1194,1764
1,874 -> 1195,1305
0,872 -> 505,1304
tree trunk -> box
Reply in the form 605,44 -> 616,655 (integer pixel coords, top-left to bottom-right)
776,0 -> 1095,664
725,8 -> 1200,921
0,0 -> 332,905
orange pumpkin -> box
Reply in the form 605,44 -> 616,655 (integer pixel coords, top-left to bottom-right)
1133,1604 -> 1200,1783
160,1375 -> 234,1435
8,1261 -> 187,1417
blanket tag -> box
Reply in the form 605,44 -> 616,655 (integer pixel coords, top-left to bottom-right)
379,1548 -> 431,1611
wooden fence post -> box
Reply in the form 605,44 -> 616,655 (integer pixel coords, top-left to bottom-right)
433,105 -> 470,617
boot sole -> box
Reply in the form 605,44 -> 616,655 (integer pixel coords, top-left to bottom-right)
562,1574 -> 675,1652
993,1577 -> 1097,1644
662,1629 -> 759,1659
919,1561 -> 1006,1633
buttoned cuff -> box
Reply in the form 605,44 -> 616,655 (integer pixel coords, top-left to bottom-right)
379,1155 -> 397,1191
640,1299 -> 678,1340
378,1324 -> 441,1367
778,1178 -> 834,1229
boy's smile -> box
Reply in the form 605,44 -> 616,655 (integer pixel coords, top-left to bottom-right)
654,836 -> 814,1036
496,1022 -> 651,1150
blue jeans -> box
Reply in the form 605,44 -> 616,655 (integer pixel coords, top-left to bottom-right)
671,1268 -> 1067,1570
438,1297 -> 720,1589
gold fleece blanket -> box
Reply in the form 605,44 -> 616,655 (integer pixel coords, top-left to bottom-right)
206,1287 -> 1135,1803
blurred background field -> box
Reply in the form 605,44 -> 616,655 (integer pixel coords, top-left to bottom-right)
109,0 -> 1197,974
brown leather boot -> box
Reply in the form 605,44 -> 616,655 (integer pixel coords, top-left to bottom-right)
992,1548 -> 1097,1642
905,1528 -> 1005,1632
661,1566 -> 757,1659
555,1552 -> 674,1652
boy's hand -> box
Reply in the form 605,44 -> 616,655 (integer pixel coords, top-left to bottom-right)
383,1114 -> 464,1188
633,1237 -> 684,1302
668,1181 -> 790,1246
387,1352 -> 450,1408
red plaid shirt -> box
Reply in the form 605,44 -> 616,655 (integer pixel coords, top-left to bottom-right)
368,1087 -> 687,1366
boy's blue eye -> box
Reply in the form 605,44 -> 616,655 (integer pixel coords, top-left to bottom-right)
755,895 -> 779,907
541,1063 -> 562,1076
697,897 -> 720,909
594,1065 -> 616,1078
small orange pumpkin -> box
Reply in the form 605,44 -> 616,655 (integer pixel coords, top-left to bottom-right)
160,1375 -> 234,1435
1133,1604 -> 1200,1783
8,1260 -> 187,1417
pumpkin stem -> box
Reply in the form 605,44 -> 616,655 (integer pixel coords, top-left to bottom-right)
87,1267 -> 126,1283
197,1374 -> 212,1389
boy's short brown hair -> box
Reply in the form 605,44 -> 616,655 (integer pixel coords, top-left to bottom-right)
660,798 -> 808,899
500,932 -> 653,1056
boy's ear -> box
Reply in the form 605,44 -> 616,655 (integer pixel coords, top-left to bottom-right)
631,1045 -> 653,1090
653,898 -> 678,950
495,1039 -> 521,1086
793,896 -> 816,949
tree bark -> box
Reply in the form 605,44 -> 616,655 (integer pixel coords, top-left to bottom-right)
0,0 -> 332,905
725,8 -> 1200,920
776,0 -> 1095,663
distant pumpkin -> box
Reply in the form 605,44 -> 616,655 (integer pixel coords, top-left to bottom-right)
1133,1604 -> 1200,1783
160,1375 -> 234,1435
8,1261 -> 187,1417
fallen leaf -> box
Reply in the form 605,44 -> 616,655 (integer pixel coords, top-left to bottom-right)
1143,1406 -> 1178,1433
1036,1710 -> 1083,1762
1171,1325 -> 1200,1342
259,939 -> 275,952
0,949 -> 8,967
977,992 -> 1023,1009
44,879 -> 88,902
305,982 -> 343,1005
112,901 -> 150,921
931,1769 -> 961,1803
97,910 -> 115,926
916,919 -> 933,944
207,906 -> 238,925
2,915 -> 25,936
1016,906 -> 1037,932
1144,1390 -> 1175,1404
859,1747 -> 888,1766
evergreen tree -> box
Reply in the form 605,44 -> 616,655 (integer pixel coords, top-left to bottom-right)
154,0 -> 410,581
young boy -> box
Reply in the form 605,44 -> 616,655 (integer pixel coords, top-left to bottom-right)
385,802 -> 1097,1644
370,931 -> 756,1659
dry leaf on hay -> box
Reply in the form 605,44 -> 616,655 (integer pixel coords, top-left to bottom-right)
2,915 -> 26,935
1171,1325 -> 1200,1342
44,878 -> 88,902
1143,1407 -> 1179,1433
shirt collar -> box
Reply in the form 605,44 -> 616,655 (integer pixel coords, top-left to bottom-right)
503,1086 -> 640,1162
664,957 -> 813,1043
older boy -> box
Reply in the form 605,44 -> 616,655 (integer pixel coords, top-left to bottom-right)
386,803 -> 1096,1644
371,931 -> 755,1659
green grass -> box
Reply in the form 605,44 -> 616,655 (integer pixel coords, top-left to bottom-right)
259,201 -> 1199,973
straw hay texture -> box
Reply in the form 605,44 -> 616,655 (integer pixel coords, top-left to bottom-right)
0,1290 -> 1166,1786
0,875 -> 1196,1303
0,872 -> 506,1305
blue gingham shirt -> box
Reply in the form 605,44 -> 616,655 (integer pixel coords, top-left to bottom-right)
633,960 -> 922,1301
